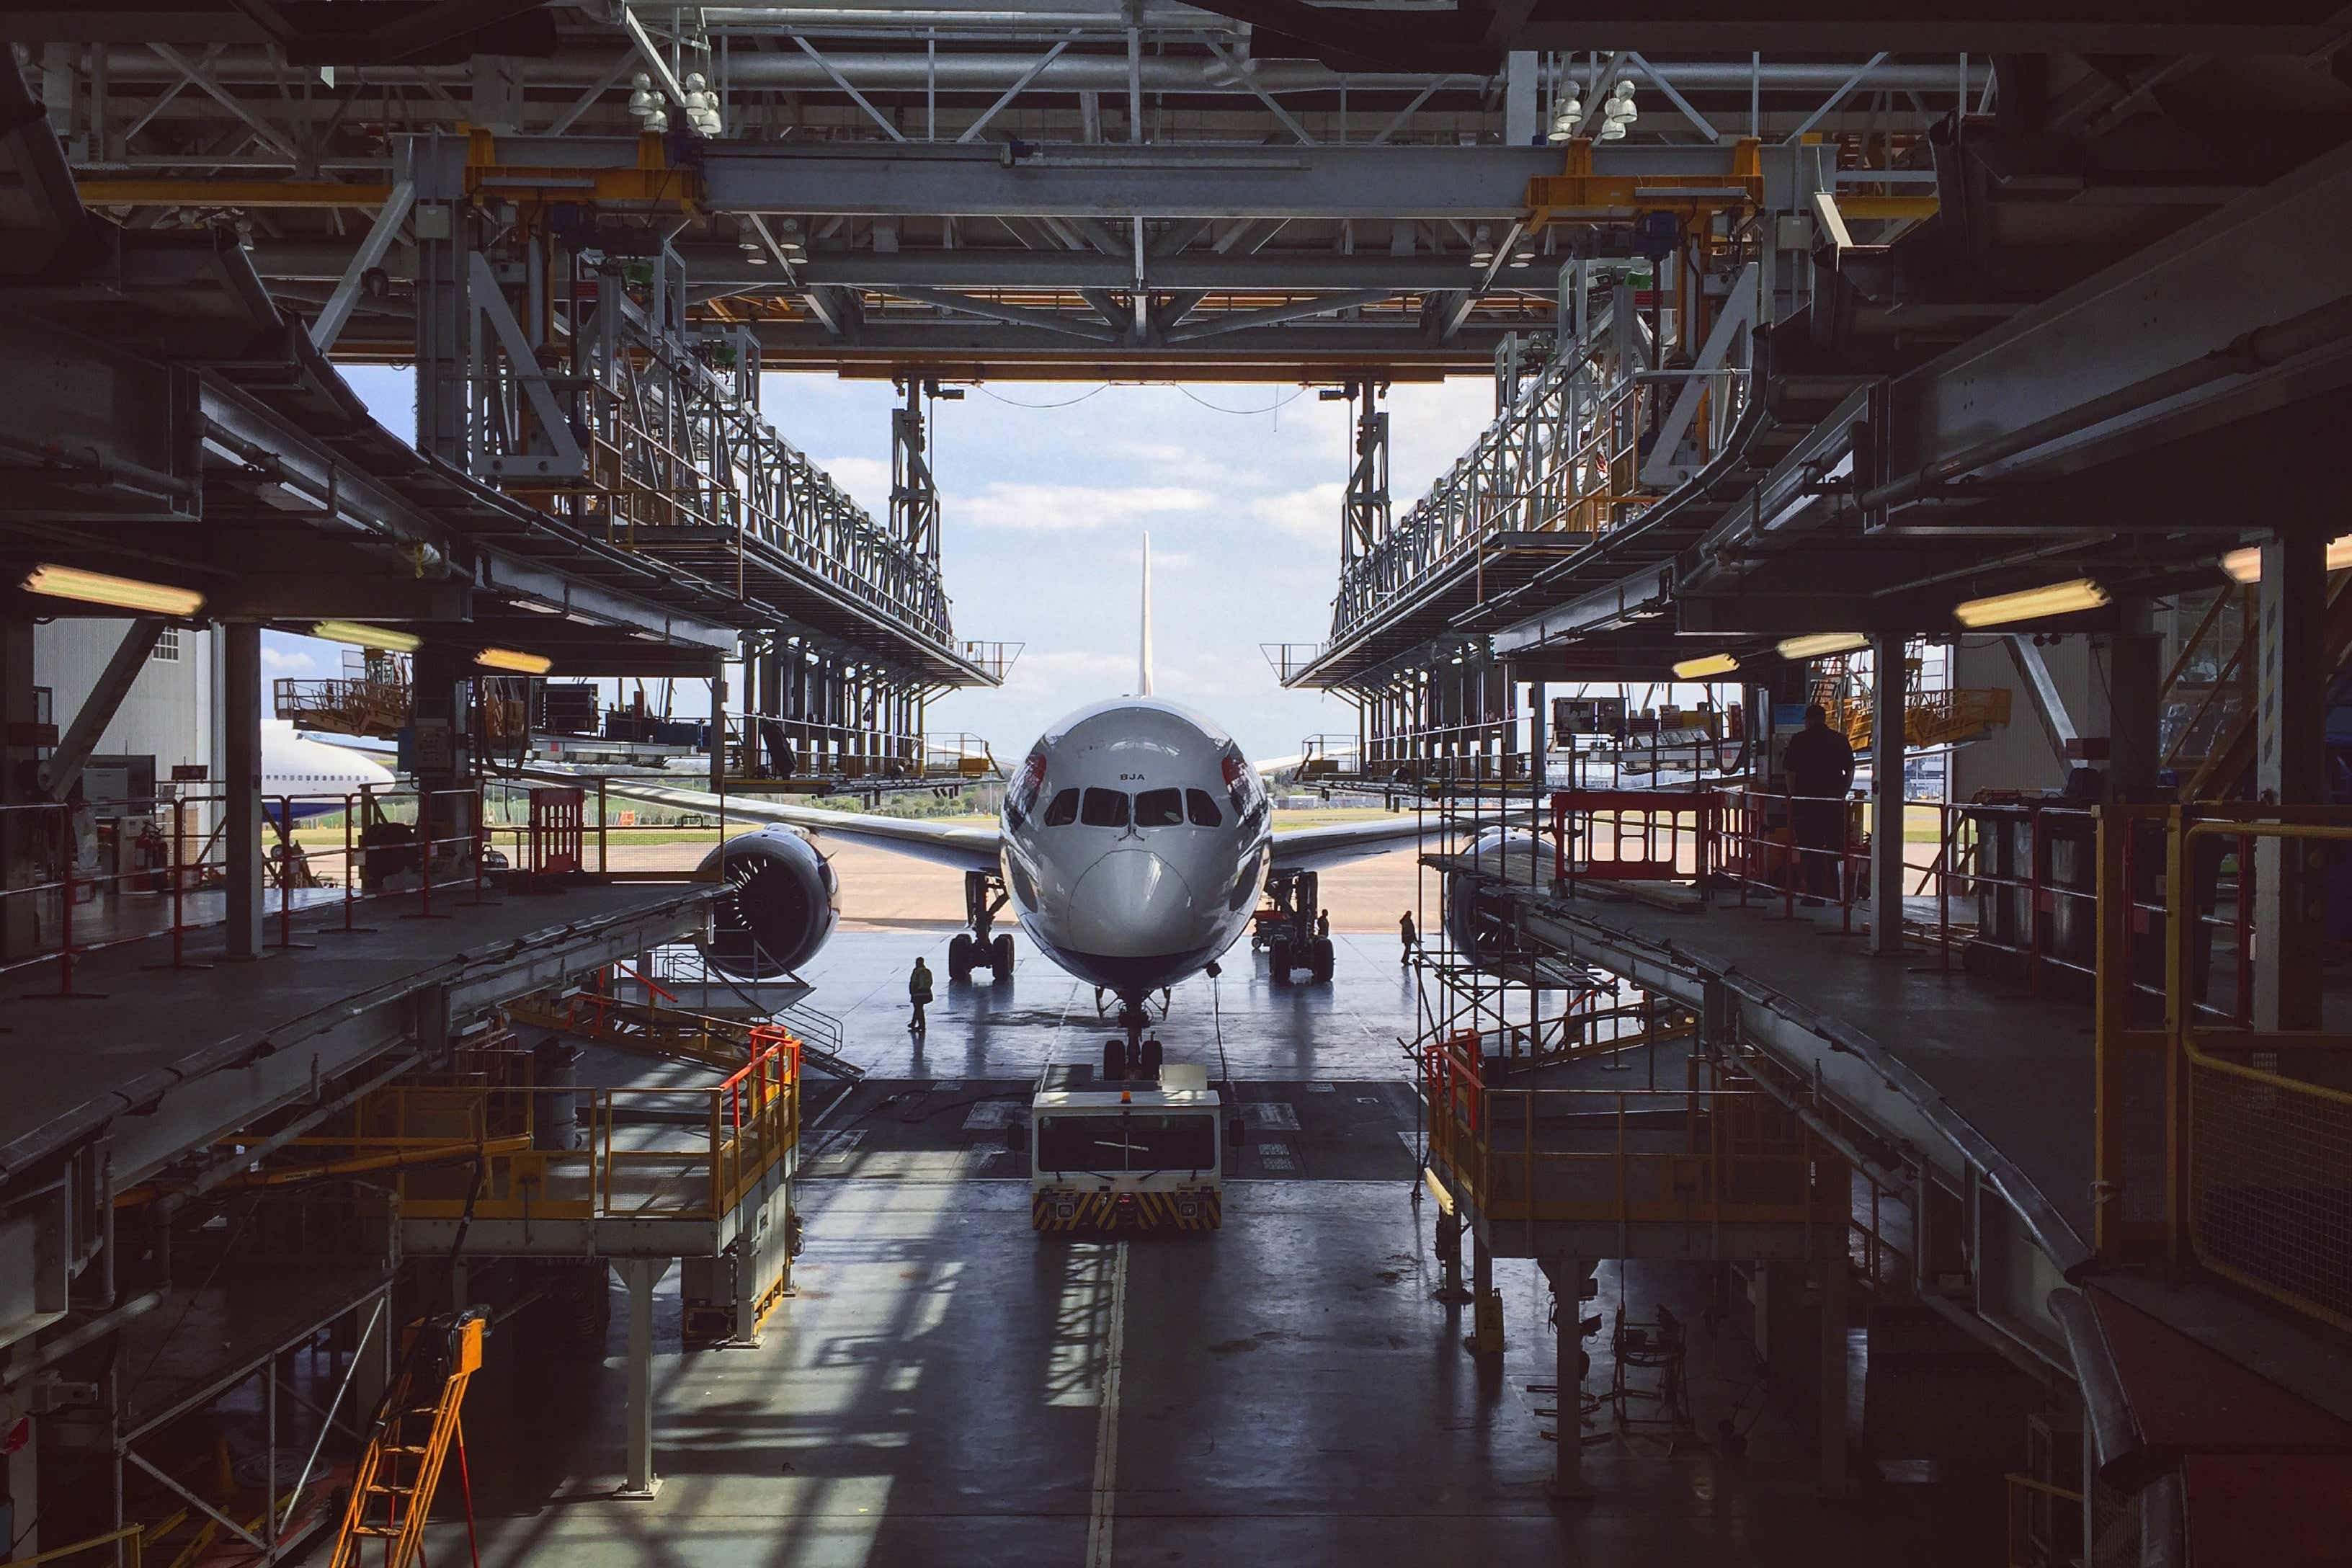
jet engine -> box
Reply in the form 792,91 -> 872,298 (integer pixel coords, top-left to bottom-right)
697,829 -> 839,979
1444,825 -> 1554,961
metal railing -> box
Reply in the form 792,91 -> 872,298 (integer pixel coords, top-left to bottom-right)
1332,357 -> 1724,642
1420,1036 -> 1845,1228
0,783 -> 499,993
370,1026 -> 801,1225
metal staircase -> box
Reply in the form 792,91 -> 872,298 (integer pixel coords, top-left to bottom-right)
329,1311 -> 484,1568
510,978 -> 863,1082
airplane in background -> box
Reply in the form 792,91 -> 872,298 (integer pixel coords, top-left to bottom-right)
263,719 -> 397,822
574,535 -> 1422,1076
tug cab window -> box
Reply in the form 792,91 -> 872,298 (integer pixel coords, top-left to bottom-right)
1044,788 -> 1081,827
1079,788 -> 1129,828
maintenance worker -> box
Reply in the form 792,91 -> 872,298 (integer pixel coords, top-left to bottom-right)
1316,909 -> 1332,942
1781,703 -> 1856,906
908,956 -> 935,1035
1399,909 -> 1418,964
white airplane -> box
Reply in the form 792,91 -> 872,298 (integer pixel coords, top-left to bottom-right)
262,720 -> 397,822
571,537 -> 1422,1074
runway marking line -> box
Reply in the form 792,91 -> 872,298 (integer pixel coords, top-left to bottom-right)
1086,1240 -> 1128,1568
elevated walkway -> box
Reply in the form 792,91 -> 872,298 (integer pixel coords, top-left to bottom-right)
0,878 -> 718,1351
349,1027 -> 798,1260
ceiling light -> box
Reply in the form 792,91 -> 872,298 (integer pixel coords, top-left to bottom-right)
511,597 -> 564,615
22,564 -> 205,617
1469,224 -> 1494,267
1672,652 -> 1740,680
1953,577 -> 2111,628
1776,631 -> 1870,661
2220,532 -> 2352,583
741,236 -> 767,266
313,620 -> 422,654
476,647 -> 552,674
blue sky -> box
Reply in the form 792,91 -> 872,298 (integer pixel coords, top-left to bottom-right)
272,368 -> 1500,762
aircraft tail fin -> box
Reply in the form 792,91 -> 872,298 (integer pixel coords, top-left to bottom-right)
1138,531 -> 1154,698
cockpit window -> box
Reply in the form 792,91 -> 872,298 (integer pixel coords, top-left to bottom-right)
1079,788 -> 1129,828
1133,788 -> 1183,827
1043,788 -> 1080,827
1185,789 -> 1222,827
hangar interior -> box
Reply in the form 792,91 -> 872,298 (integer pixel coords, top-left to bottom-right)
4,2 -> 2352,1564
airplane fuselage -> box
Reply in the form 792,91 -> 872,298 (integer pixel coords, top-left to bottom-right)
999,698 -> 1271,997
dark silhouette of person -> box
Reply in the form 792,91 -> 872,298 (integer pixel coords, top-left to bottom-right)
1781,703 -> 1856,906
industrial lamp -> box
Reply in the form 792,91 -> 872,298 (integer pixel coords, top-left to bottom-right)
1776,631 -> 1869,661
2219,533 -> 2352,584
21,564 -> 205,617
476,647 -> 552,675
313,620 -> 422,654
1672,652 -> 1740,680
1953,578 -> 2109,628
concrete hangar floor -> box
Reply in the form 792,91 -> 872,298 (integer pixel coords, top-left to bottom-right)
420,855 -> 1999,1567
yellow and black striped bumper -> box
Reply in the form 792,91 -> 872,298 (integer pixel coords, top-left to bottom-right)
1032,1187 -> 1222,1232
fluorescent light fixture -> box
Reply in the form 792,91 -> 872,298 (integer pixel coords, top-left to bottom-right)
510,597 -> 564,615
476,647 -> 552,674
2221,533 -> 2352,584
22,564 -> 205,617
1672,652 -> 1740,680
1954,577 -> 2111,628
313,620 -> 422,654
1776,631 -> 1870,661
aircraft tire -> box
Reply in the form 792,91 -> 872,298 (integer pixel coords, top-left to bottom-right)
991,932 -> 1015,981
948,932 -> 973,983
1103,1038 -> 1127,1082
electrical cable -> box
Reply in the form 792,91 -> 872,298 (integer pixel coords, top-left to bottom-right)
1173,383 -> 1309,416
974,383 -> 1112,409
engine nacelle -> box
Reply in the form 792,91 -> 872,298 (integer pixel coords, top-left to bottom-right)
1445,826 -> 1554,961
698,829 -> 839,979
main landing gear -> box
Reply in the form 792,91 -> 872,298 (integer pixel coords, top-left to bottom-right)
1101,994 -> 1162,1084
948,870 -> 1015,984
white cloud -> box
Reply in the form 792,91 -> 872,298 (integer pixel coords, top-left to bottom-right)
1006,649 -> 1132,687
953,481 -> 1211,531
1246,481 -> 1345,540
262,646 -> 322,674
816,455 -> 892,517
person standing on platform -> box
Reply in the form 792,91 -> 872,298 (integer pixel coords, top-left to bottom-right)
1781,703 -> 1856,907
1399,909 -> 1419,964
908,956 -> 935,1035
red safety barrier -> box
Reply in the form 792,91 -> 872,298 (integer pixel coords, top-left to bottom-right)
1421,1030 -> 1485,1136
528,786 -> 586,875
1551,788 -> 1718,884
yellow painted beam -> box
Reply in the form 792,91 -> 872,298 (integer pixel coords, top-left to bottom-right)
76,179 -> 393,208
1525,136 -> 1765,228
1836,194 -> 1940,220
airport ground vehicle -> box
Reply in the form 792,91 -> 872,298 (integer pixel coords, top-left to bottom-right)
1029,1061 -> 1224,1231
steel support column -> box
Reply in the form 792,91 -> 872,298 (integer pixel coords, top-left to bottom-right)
618,1257 -> 672,1499
1,618 -> 37,961
1868,633 -> 1906,956
1551,1252 -> 1589,1500
2253,529 -> 2327,1030
2104,602 -> 2162,798
1819,1255 -> 1850,1498
224,621 -> 263,960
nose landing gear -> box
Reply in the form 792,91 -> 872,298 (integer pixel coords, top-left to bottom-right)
948,869 -> 1015,984
1102,997 -> 1162,1082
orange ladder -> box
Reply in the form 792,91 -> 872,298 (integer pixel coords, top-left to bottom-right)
329,1311 -> 484,1568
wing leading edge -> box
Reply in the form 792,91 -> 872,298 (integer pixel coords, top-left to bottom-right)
523,772 -> 1004,874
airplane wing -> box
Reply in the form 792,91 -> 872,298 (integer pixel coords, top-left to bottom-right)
522,772 -> 1004,874
1266,815 -> 1428,872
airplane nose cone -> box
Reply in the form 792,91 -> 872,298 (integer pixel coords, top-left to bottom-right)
1064,850 -> 1195,957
